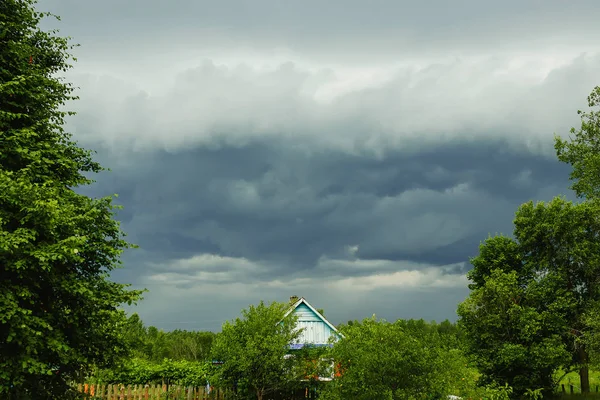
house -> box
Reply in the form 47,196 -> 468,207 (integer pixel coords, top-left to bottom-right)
280,296 -> 344,381
282,296 -> 343,350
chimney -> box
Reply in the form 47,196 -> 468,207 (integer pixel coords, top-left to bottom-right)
290,295 -> 299,304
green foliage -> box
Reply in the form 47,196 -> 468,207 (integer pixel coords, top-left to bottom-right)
458,269 -> 571,397
584,305 -> 600,368
121,313 -> 215,362
210,301 -> 302,400
555,86 -> 600,200
467,235 -> 526,291
459,196 -> 600,396
321,316 -> 466,400
480,383 -> 514,400
557,369 -> 600,393
288,344 -> 334,385
552,84 -> 600,393
515,198 -> 600,392
0,1 -> 143,398
92,358 -> 209,387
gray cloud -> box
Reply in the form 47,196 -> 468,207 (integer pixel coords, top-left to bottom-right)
89,139 -> 569,263
63,52 -> 600,160
40,0 -> 600,65
89,135 -> 573,330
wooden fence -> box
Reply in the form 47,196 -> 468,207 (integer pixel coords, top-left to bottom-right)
77,383 -> 320,400
76,383 -> 225,399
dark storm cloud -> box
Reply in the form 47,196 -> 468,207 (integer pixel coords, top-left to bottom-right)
85,136 -> 571,289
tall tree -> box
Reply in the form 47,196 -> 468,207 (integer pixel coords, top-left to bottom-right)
168,330 -> 215,362
458,267 -> 571,397
554,85 -> 600,391
121,313 -> 151,360
458,198 -> 600,395
0,1 -> 143,398
210,301 -> 301,400
459,85 -> 600,395
514,197 -> 600,393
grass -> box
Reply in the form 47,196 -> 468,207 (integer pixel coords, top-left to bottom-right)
556,395 -> 600,400
555,370 -> 600,396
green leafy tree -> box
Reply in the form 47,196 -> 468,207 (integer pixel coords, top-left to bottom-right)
514,197 -> 600,393
167,330 -> 215,362
118,314 -> 216,363
210,301 -> 301,400
0,1 -> 143,398
466,235 -> 525,290
121,313 -> 151,359
459,198 -> 600,395
322,316 -> 462,400
458,268 -> 571,397
145,326 -> 171,361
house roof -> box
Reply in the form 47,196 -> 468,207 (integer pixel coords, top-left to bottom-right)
281,297 -> 343,338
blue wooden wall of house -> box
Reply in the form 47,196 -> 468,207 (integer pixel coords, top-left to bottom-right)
283,297 -> 342,350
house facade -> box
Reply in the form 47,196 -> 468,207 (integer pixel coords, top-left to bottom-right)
283,296 -> 342,349
281,296 -> 343,381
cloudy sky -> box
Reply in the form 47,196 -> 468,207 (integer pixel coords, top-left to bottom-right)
38,0 -> 600,331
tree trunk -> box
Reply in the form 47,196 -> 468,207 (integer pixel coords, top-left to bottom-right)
580,365 -> 590,393
257,388 -> 264,400
580,347 -> 590,393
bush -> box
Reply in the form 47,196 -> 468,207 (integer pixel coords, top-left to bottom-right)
91,358 -> 209,387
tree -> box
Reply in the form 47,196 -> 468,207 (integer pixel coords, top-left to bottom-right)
167,330 -> 215,362
0,1 -> 143,398
458,198 -> 600,395
466,235 -> 525,290
322,316 -> 462,400
555,86 -> 600,200
210,301 -> 301,400
554,85 -> 600,391
121,313 -> 151,360
514,197 -> 600,393
458,268 -> 571,397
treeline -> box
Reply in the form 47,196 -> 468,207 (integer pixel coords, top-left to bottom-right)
345,317 -> 466,352
118,311 -> 464,365
90,314 -> 215,387
121,314 -> 216,362
95,310 -> 467,396
346,317 -> 463,340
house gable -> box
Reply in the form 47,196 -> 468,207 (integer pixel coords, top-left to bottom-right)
281,297 -> 343,349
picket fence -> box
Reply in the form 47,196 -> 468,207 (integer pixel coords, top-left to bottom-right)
76,383 -> 225,400
77,383 -> 320,400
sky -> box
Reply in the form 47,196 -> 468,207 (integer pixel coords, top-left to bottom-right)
37,0 -> 600,332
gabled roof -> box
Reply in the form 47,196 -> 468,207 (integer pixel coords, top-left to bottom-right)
281,297 -> 343,338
